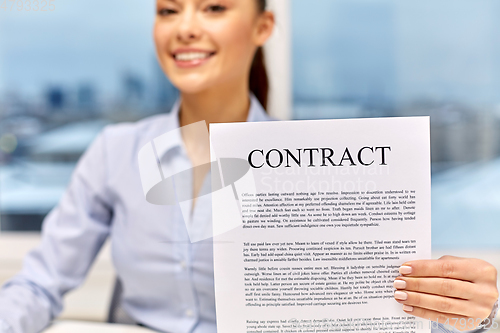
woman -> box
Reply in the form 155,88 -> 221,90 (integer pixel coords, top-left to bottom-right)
0,0 -> 497,332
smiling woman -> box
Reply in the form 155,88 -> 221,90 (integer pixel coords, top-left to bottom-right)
0,1 -> 277,333
153,0 -> 273,112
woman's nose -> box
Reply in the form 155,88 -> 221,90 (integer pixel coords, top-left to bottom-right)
177,7 -> 202,42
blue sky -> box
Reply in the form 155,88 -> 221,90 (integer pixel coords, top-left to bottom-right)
0,0 -> 156,98
2,0 -> 500,106
292,0 -> 500,106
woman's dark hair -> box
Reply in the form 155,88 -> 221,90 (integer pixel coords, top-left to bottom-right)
249,0 -> 269,111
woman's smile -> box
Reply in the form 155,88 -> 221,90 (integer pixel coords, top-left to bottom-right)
154,0 -> 274,94
171,47 -> 217,68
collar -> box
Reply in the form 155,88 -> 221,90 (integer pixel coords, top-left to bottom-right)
154,93 -> 271,159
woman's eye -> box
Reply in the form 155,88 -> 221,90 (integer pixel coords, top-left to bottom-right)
206,5 -> 226,13
157,8 -> 177,16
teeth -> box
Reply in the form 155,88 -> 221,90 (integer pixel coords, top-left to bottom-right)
175,52 -> 211,61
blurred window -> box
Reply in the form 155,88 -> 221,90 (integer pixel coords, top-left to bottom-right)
292,0 -> 500,249
0,1 -> 178,231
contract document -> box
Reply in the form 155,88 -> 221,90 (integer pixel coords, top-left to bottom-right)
210,117 -> 431,333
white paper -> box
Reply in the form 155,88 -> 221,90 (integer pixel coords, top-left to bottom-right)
210,117 -> 431,333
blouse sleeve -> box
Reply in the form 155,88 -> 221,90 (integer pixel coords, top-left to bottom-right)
0,127 -> 114,333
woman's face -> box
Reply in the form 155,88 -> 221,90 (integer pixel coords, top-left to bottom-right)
154,0 -> 273,94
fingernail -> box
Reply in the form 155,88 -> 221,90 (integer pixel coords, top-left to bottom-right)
393,280 -> 406,289
394,291 -> 408,300
399,265 -> 412,275
402,305 -> 414,312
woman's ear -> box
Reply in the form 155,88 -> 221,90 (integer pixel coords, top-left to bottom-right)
253,11 -> 275,47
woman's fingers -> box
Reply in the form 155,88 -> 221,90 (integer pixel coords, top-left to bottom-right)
393,257 -> 499,330
394,290 -> 470,317
394,290 -> 494,320
399,257 -> 497,283
394,277 -> 475,300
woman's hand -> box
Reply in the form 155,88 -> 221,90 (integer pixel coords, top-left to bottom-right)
393,255 -> 499,331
